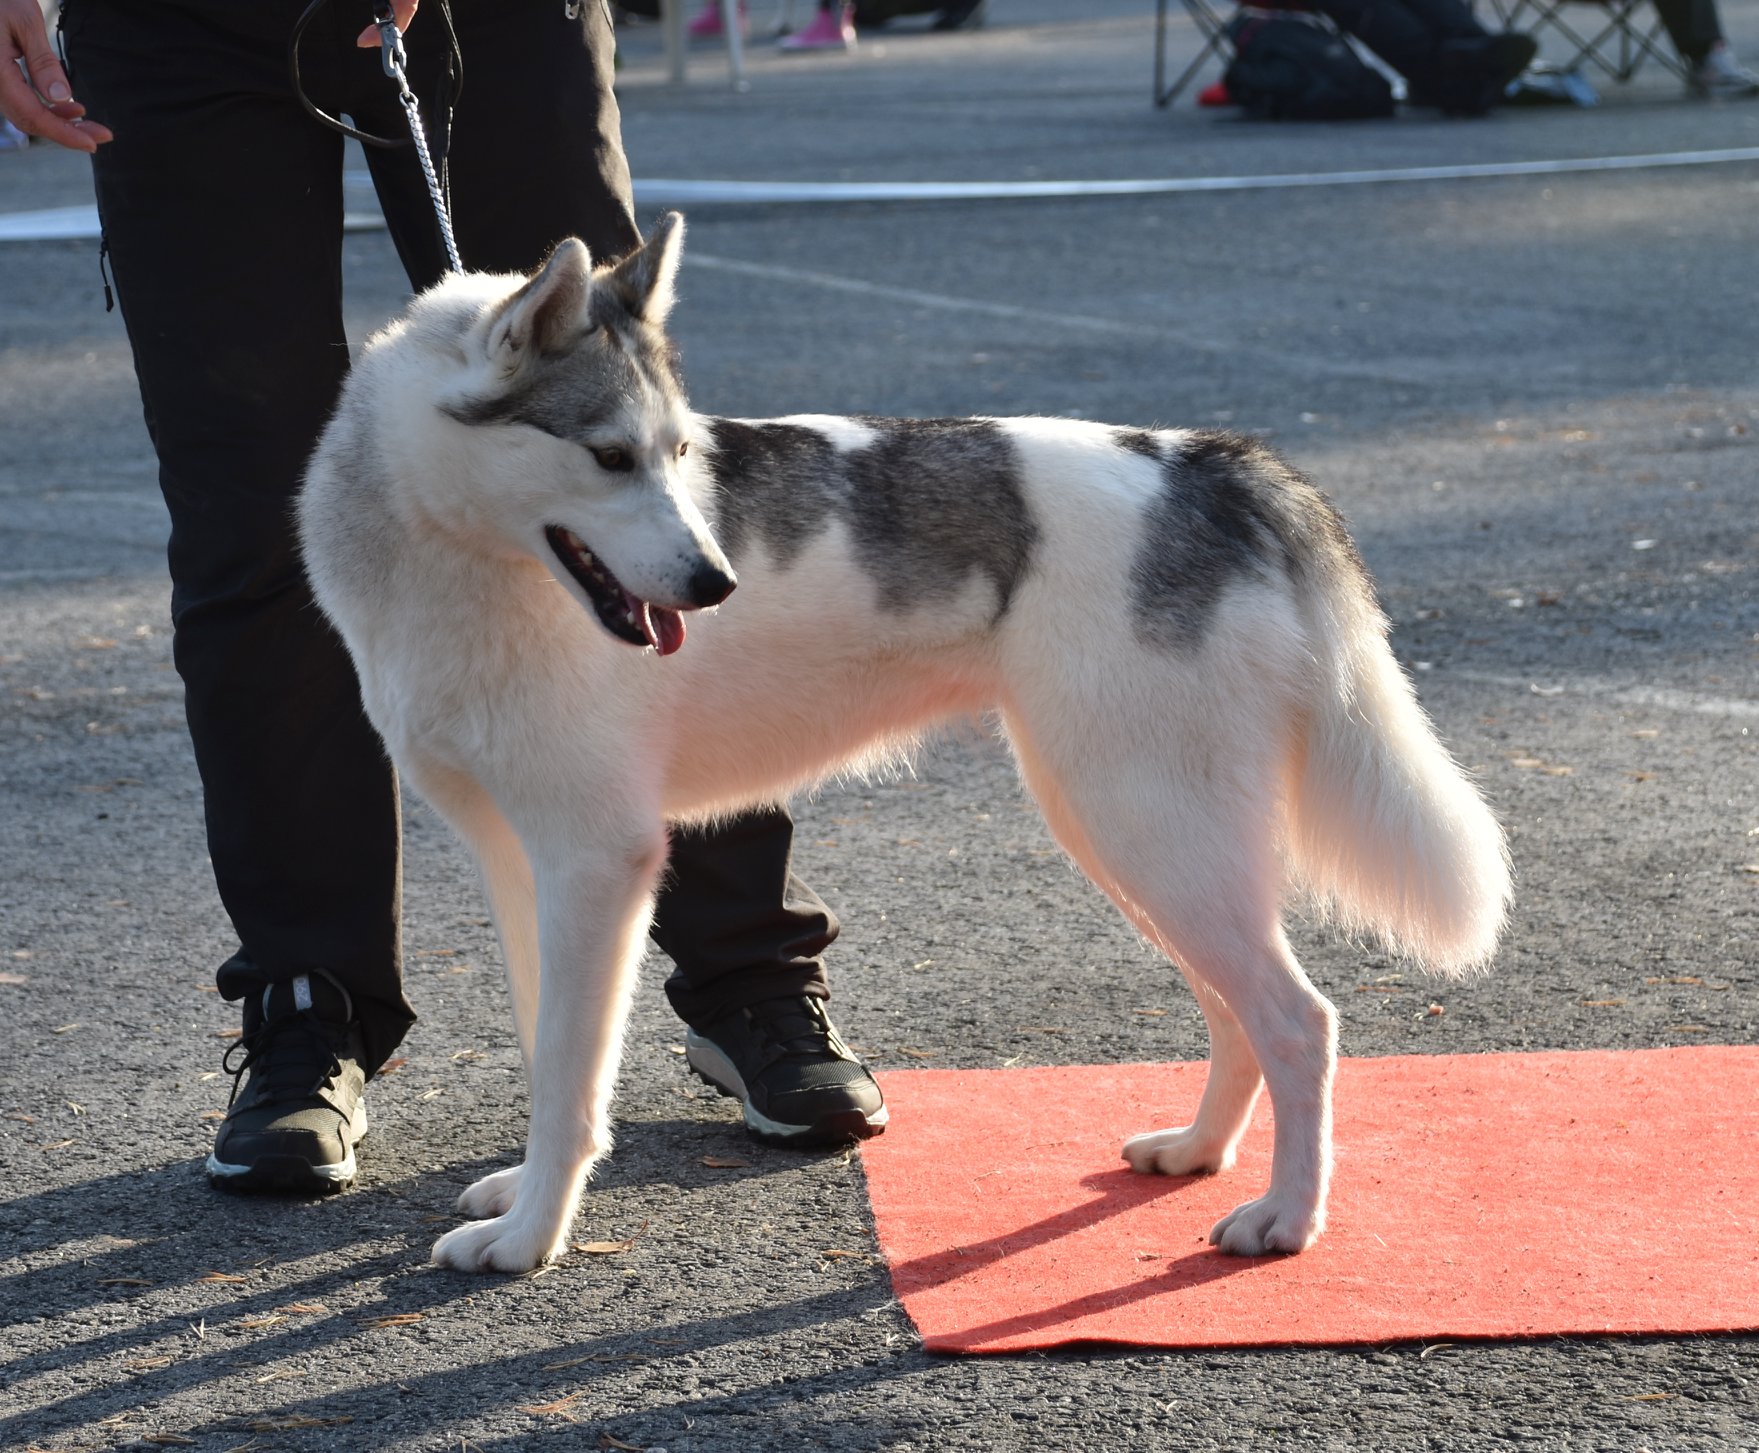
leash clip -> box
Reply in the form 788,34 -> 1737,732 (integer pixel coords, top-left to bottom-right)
373,0 -> 409,81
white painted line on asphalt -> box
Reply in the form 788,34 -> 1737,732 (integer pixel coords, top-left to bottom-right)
690,250 -> 1154,337
0,565 -> 143,584
0,204 -> 98,240
1442,669 -> 1759,720
0,207 -> 389,243
685,251 -> 1434,383
6,147 -> 1759,242
0,490 -> 167,507
635,147 -> 1759,203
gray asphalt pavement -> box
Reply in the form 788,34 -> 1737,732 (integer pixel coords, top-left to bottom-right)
2,2 -> 1757,1449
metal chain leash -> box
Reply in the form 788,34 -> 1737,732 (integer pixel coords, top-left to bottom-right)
372,2 -> 463,276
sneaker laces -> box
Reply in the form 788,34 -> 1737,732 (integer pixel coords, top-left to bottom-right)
221,1006 -> 348,1111
748,997 -> 841,1063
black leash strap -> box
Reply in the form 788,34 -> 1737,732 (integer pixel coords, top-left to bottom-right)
288,0 -> 465,274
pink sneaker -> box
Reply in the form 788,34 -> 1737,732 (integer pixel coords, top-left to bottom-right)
687,1 -> 746,40
779,4 -> 856,50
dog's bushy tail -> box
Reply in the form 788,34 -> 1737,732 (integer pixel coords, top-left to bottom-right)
1284,526 -> 1511,976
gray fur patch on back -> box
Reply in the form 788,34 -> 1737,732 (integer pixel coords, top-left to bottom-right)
700,420 -> 839,572
705,417 -> 1039,622
1131,430 -> 1365,651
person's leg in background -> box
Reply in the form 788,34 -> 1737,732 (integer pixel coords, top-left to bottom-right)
1309,0 -> 1534,111
365,0 -> 884,1146
780,0 -> 857,50
1649,0 -> 1759,93
64,0 -> 409,1191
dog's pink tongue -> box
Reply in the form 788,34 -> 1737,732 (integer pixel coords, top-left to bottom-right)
640,602 -> 687,656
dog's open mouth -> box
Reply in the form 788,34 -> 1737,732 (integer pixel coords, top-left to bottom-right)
544,525 -> 686,656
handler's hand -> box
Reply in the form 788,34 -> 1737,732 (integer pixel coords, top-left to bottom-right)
356,0 -> 421,48
1,0 -> 111,151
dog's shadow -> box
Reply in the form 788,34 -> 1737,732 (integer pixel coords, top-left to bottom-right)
884,1166 -> 1275,1349
0,1146 -> 909,1450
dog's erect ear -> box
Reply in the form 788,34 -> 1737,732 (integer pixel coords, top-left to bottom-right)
489,238 -> 593,364
607,211 -> 685,326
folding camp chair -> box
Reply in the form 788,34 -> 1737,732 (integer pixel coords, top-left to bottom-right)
1483,0 -> 1686,81
1154,0 -> 1238,105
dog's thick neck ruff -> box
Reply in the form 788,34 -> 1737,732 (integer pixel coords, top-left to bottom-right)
296,214 -> 1509,1276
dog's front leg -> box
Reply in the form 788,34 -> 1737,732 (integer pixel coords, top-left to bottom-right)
432,828 -> 666,1274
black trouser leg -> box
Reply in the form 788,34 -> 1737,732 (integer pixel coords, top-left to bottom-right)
66,0 -> 413,1073
1649,0 -> 1720,63
652,812 -> 836,1027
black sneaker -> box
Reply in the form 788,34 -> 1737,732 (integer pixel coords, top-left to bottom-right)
933,0 -> 986,30
206,970 -> 368,1195
686,995 -> 888,1147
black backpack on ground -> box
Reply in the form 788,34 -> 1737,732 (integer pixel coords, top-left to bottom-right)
1222,9 -> 1396,120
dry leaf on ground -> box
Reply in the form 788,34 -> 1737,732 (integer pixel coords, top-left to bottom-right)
360,1312 -> 425,1328
520,1392 -> 586,1418
575,1218 -> 650,1254
247,1416 -> 354,1431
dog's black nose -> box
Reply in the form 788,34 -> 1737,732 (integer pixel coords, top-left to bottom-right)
689,562 -> 737,608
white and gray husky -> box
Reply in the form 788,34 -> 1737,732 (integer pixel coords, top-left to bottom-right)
299,213 -> 1510,1274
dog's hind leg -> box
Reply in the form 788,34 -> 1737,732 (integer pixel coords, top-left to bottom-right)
1001,702 -> 1336,1256
403,759 -> 541,1221
1121,960 -> 1264,1179
1004,736 -> 1267,1176
431,806 -> 668,1274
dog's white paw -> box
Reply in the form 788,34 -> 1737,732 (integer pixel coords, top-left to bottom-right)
1121,1126 -> 1235,1177
1208,1192 -> 1322,1256
431,1213 -> 562,1274
457,1165 -> 524,1220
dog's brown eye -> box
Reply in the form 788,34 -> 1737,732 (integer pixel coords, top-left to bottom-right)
592,447 -> 632,473
677,441 -> 690,459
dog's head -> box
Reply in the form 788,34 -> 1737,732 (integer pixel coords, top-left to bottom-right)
436,212 -> 732,655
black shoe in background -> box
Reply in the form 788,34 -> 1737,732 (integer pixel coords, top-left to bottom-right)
207,969 -> 369,1194
1432,31 -> 1538,114
687,995 -> 888,1147
852,0 -> 984,30
933,0 -> 987,29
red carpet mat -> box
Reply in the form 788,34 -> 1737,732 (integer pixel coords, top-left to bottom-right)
860,1047 -> 1759,1352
